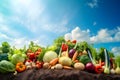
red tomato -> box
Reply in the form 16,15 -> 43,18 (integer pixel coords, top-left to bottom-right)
35,51 -> 41,56
61,43 -> 68,51
67,40 -> 71,42
72,40 -> 77,44
27,53 -> 36,60
36,61 -> 43,69
37,48 -> 42,52
26,59 -> 32,62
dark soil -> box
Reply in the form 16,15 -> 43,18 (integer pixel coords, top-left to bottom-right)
0,69 -> 120,80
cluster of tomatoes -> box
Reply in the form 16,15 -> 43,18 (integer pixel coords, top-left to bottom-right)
16,48 -> 44,73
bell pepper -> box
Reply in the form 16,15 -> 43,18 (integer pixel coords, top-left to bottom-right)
35,48 -> 42,56
16,62 -> 26,72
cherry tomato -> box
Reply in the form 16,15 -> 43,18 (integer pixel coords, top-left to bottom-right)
36,61 -> 43,69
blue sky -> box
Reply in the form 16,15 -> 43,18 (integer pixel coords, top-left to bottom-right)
0,0 -> 120,55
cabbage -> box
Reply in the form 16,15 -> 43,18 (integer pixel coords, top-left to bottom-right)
0,60 -> 15,73
11,53 -> 25,64
43,51 -> 58,62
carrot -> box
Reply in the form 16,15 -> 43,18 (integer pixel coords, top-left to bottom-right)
79,52 -> 83,56
49,58 -> 59,66
63,66 -> 73,70
72,51 -> 78,61
73,60 -> 79,63
99,59 -> 105,66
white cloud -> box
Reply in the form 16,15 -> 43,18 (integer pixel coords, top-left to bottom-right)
64,27 -> 90,42
112,47 -> 120,55
0,24 -> 22,38
87,0 -> 98,8
0,0 -> 69,48
10,37 -> 47,49
90,27 -> 120,43
0,14 -> 5,23
9,0 -> 44,32
64,26 -> 120,43
0,32 -> 13,41
9,0 -> 69,34
90,29 -> 113,43
114,27 -> 120,41
42,19 -> 69,33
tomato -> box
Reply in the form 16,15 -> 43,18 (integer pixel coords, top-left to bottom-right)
27,53 -> 36,60
72,40 -> 77,44
36,61 -> 43,69
61,43 -> 68,51
37,48 -> 42,52
67,40 -> 71,42
26,59 -> 32,62
35,51 -> 41,56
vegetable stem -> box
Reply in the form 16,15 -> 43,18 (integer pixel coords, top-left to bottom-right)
73,43 -> 78,49
66,49 -> 69,57
58,47 -> 62,58
104,49 -> 110,74
104,49 -> 110,68
87,49 -> 96,65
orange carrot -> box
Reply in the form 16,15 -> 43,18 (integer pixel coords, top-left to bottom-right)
72,51 -> 78,61
49,58 -> 59,66
63,66 -> 73,70
73,60 -> 79,63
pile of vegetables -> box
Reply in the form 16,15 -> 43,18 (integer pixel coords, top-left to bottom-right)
0,37 -> 120,75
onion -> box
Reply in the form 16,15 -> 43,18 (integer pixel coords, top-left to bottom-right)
115,67 -> 120,74
55,64 -> 63,69
110,68 -> 115,74
59,56 -> 72,66
43,62 -> 50,69
69,49 -> 76,58
85,62 -> 95,72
